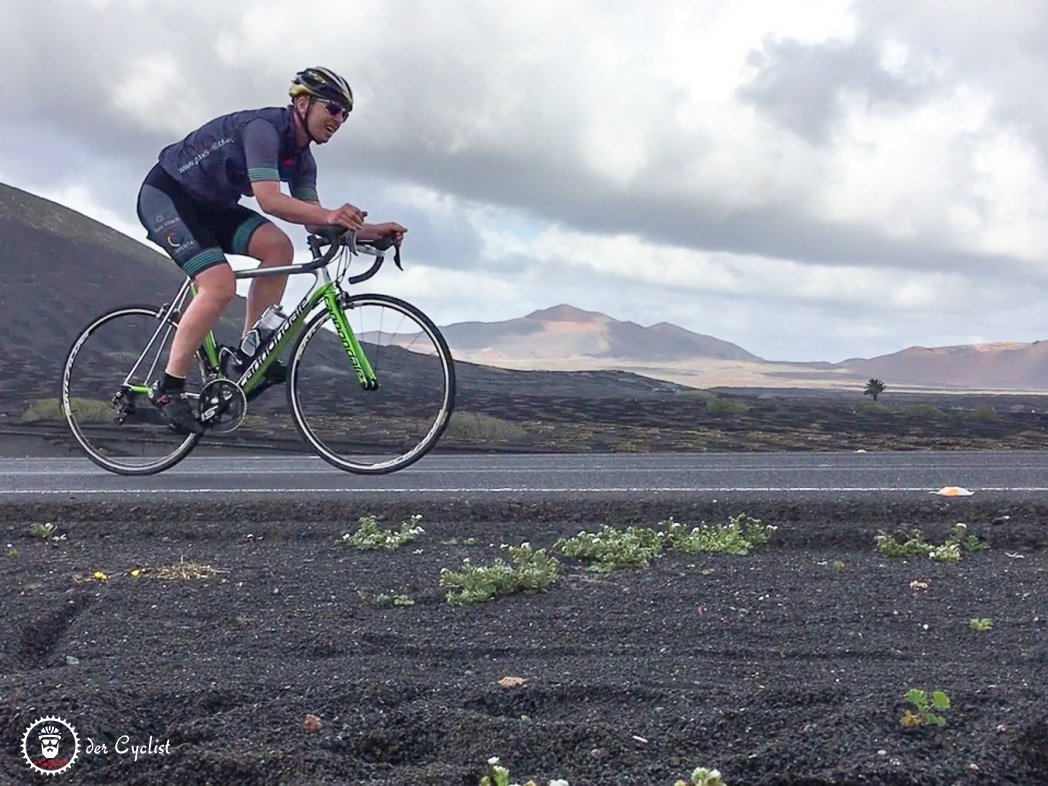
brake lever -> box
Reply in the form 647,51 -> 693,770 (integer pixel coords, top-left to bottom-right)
366,234 -> 403,269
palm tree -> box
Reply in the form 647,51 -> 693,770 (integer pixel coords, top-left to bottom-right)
863,378 -> 886,402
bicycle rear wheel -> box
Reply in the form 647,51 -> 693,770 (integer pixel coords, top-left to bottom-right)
288,293 -> 456,473
62,304 -> 203,475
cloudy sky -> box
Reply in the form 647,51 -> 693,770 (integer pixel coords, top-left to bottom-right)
3,0 -> 1048,362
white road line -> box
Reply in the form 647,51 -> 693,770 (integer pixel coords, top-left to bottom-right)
5,486 -> 1048,495
1,465 -> 1041,477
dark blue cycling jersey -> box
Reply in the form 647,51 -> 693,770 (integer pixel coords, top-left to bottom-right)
157,107 -> 318,207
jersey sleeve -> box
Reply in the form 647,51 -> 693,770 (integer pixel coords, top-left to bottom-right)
242,118 -> 281,183
290,149 -> 319,202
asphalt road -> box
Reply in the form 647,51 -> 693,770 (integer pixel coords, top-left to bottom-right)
2,450 -> 1046,502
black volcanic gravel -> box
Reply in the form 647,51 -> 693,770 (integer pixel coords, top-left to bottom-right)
0,499 -> 1045,785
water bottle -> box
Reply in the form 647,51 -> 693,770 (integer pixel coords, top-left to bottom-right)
240,305 -> 287,358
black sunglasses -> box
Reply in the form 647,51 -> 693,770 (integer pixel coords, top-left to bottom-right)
320,99 -> 350,121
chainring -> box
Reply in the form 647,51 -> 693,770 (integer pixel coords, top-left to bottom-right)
197,379 -> 247,433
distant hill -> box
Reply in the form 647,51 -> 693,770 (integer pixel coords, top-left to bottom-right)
440,304 -> 762,362
440,304 -> 1048,391
840,342 -> 1048,389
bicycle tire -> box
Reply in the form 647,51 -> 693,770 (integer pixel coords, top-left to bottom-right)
62,304 -> 202,475
287,293 -> 456,474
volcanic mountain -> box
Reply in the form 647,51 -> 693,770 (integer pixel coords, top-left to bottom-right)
439,304 -> 762,364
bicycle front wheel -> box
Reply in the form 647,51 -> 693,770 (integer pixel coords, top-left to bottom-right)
62,305 -> 203,475
288,293 -> 456,473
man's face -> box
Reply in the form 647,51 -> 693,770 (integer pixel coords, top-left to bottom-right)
40,736 -> 60,759
303,97 -> 346,144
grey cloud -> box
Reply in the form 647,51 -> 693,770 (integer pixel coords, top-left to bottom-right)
343,128 -> 1028,282
854,0 -> 1048,170
738,36 -> 930,144
359,190 -> 483,272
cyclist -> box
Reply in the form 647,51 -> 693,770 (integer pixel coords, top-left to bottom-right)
135,66 -> 406,434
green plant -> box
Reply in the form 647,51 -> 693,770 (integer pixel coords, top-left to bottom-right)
875,530 -> 930,558
374,593 -> 416,607
854,400 -> 889,414
949,523 -> 989,553
23,397 -> 115,423
675,767 -> 727,786
477,757 -> 568,786
28,522 -> 65,542
901,689 -> 951,727
20,398 -> 63,422
662,514 -> 776,556
900,403 -> 945,417
445,412 -> 530,443
831,560 -> 846,571
703,396 -> 747,414
342,514 -> 424,550
969,617 -> 993,631
875,523 -> 987,562
555,525 -> 664,571
443,558 -> 514,604
969,407 -> 1001,422
927,542 -> 962,563
863,378 -> 886,401
441,543 -> 560,604
6,545 -> 19,559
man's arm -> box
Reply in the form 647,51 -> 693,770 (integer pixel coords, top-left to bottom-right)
242,118 -> 364,231
253,182 -> 365,232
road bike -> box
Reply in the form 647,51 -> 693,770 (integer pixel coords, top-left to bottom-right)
61,229 -> 456,475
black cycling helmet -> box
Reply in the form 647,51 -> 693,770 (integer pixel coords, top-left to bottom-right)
289,67 -> 353,112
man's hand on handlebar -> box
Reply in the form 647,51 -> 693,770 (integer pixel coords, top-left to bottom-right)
359,222 -> 407,246
324,203 -> 367,232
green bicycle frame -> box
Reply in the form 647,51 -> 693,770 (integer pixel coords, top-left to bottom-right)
125,258 -> 378,396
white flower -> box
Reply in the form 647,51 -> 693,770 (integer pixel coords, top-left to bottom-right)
487,756 -> 500,765
550,780 -> 570,786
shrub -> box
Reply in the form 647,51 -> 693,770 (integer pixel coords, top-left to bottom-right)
444,412 -> 530,443
875,523 -> 987,562
441,543 -> 560,604
900,404 -> 945,418
703,396 -> 747,414
901,689 -> 951,728
663,514 -> 776,556
342,514 -> 425,550
969,407 -> 1001,422
555,525 -> 664,571
28,522 -> 65,542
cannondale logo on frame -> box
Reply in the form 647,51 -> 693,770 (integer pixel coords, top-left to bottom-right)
21,716 -> 80,775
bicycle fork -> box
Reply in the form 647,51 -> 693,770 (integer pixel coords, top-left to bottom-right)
325,289 -> 378,390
